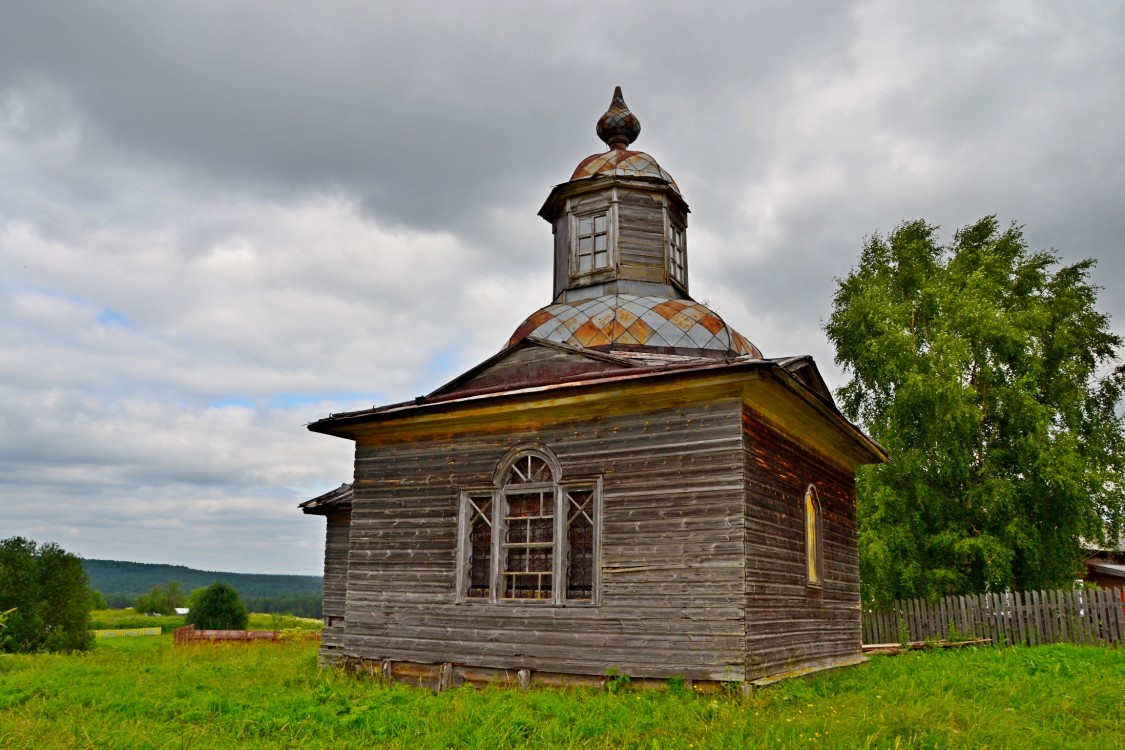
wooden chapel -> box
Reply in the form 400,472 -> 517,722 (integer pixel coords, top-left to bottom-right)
302,88 -> 887,689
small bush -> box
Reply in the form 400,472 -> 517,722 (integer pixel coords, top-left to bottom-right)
666,675 -> 687,695
604,667 -> 630,694
185,582 -> 248,630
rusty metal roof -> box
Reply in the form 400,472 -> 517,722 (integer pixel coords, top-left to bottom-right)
508,294 -> 761,358
299,483 -> 352,515
569,149 -> 679,191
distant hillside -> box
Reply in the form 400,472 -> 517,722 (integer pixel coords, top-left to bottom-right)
84,559 -> 323,617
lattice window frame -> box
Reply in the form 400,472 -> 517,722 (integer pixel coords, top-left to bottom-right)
457,490 -> 497,601
455,448 -> 601,606
559,481 -> 599,604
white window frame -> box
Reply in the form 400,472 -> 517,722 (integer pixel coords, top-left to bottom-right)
668,218 -> 687,287
570,207 -> 615,280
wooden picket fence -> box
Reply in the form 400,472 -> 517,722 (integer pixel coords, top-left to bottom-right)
863,587 -> 1125,646
92,627 -> 162,638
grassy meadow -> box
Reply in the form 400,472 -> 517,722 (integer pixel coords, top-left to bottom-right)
86,608 -> 325,634
0,634 -> 1122,749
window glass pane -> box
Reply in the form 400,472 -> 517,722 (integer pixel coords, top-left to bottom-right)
579,236 -> 593,255
594,234 -> 607,252
579,255 -> 592,273
594,215 -> 607,233
594,250 -> 607,269
578,217 -> 593,235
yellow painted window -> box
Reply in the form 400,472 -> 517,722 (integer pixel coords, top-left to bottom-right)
806,486 -> 821,586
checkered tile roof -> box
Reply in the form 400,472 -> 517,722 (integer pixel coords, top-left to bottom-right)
508,294 -> 761,358
570,149 -> 679,192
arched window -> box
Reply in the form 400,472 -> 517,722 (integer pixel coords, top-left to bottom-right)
499,453 -> 557,600
805,485 -> 823,587
458,447 -> 599,604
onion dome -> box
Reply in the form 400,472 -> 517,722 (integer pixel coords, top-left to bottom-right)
509,294 -> 762,358
596,86 -> 641,149
570,87 -> 679,192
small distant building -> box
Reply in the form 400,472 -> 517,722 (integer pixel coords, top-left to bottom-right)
1083,531 -> 1125,589
174,607 -> 190,616
302,89 -> 887,688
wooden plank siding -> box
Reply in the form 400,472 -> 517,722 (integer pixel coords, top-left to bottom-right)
319,510 -> 350,665
343,397 -> 750,681
742,410 -> 862,679
616,190 -> 667,283
552,212 -> 570,300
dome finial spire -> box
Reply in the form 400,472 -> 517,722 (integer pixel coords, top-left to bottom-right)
596,86 -> 641,150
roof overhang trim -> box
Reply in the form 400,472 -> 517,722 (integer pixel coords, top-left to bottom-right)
538,173 -> 689,223
307,356 -> 887,468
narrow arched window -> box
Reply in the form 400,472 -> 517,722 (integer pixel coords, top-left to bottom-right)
499,453 -> 557,601
805,485 -> 822,587
457,447 -> 599,604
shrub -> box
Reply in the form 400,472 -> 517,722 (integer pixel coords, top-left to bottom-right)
185,582 -> 248,630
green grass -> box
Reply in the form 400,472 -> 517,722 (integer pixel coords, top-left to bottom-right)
87,609 -> 323,634
245,613 -> 323,632
0,640 -> 1121,748
88,609 -> 185,633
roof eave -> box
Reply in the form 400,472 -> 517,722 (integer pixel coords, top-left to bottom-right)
538,173 -> 689,222
306,355 -> 886,464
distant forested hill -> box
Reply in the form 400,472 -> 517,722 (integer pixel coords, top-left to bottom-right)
84,559 -> 323,617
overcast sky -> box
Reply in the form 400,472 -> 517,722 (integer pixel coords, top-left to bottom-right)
2,1 -> 1122,576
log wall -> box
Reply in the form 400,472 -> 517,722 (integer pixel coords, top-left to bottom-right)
320,510 -> 351,665
344,397 -> 748,681
742,409 -> 862,678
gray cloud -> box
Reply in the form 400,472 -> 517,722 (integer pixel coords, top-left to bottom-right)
1,0 -> 1122,574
